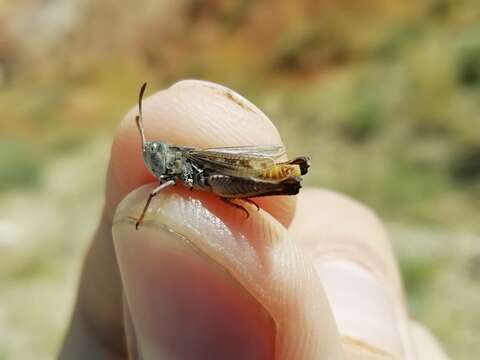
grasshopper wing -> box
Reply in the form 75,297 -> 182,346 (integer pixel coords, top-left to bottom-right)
185,144 -> 286,176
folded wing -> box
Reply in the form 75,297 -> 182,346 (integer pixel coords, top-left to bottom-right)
186,144 -> 286,177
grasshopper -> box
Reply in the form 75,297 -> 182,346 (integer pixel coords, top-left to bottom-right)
134,83 -> 309,229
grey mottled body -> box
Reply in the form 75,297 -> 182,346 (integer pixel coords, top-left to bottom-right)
142,141 -> 302,198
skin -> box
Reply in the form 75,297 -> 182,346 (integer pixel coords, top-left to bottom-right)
59,80 -> 449,359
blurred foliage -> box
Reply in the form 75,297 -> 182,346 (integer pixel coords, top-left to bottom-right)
0,140 -> 42,190
0,0 -> 479,359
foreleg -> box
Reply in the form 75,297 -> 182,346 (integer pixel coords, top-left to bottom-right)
136,180 -> 175,229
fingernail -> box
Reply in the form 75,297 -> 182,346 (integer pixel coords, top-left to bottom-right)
112,185 -> 275,360
314,259 -> 405,357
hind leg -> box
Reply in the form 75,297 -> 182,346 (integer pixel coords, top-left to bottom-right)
243,198 -> 260,211
220,198 -> 250,218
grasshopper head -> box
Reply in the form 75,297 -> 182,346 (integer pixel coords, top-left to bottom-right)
142,141 -> 169,177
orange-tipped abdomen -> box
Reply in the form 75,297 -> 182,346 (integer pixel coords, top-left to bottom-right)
261,164 -> 301,180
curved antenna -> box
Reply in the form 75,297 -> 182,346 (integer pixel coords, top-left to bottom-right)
135,82 -> 147,146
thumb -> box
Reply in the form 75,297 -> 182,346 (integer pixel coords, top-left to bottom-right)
113,184 -> 343,360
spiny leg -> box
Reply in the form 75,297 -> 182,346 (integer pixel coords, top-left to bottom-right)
243,198 -> 260,211
220,198 -> 250,218
136,180 -> 175,230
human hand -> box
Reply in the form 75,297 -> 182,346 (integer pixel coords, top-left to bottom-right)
59,80 -> 449,359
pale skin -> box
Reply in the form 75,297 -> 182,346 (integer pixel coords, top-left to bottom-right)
59,80 -> 449,359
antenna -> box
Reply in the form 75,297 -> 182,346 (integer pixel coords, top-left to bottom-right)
136,82 -> 147,146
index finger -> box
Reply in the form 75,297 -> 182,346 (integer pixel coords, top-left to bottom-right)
106,80 -> 296,226
63,81 -> 302,358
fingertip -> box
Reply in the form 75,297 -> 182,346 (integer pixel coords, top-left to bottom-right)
113,184 -> 343,360
291,188 -> 400,287
114,191 -> 276,359
291,188 -> 415,358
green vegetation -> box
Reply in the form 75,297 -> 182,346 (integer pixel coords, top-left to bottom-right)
0,140 -> 42,190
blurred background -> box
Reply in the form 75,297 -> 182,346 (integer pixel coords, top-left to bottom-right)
0,0 -> 479,358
